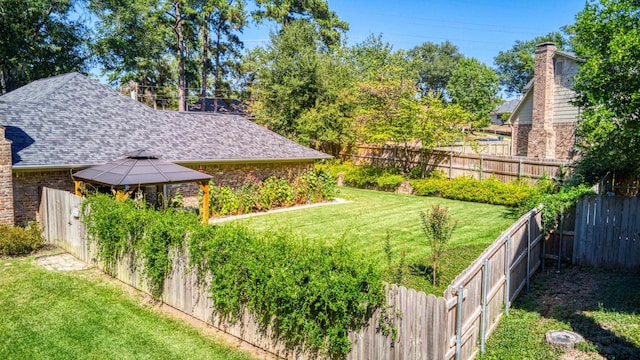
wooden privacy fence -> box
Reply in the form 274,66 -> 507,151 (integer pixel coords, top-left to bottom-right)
40,187 -> 543,360
573,196 -> 640,269
343,145 -> 569,184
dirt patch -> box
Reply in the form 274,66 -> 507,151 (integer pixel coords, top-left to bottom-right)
530,263 -> 640,359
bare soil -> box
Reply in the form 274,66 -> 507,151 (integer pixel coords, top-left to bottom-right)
531,263 -> 640,359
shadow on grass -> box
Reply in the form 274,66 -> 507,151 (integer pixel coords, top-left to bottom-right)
514,263 -> 640,359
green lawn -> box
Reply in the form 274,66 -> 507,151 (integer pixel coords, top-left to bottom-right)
0,252 -> 256,360
239,186 -> 516,294
480,266 -> 640,359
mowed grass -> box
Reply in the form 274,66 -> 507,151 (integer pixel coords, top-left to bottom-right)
0,252 -> 256,360
239,186 -> 516,294
480,266 -> 640,359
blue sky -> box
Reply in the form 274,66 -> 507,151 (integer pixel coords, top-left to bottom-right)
243,0 -> 586,66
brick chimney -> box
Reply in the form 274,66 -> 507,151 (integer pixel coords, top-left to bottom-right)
0,126 -> 14,225
527,42 -> 557,159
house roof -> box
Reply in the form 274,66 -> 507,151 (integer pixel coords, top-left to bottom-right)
0,73 -> 330,168
492,99 -> 519,115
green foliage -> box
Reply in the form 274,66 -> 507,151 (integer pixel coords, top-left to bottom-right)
209,169 -> 336,216
420,205 -> 456,286
0,223 -> 44,256
187,224 -> 386,358
519,185 -> 594,234
83,191 -> 384,358
493,31 -> 570,96
570,0 -> 640,182
376,174 -> 405,192
82,193 -> 199,298
0,0 -> 88,93
407,41 -> 463,98
248,20 -> 357,149
447,57 -> 501,128
411,176 -> 547,207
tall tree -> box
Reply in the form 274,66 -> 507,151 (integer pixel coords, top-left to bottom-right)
407,41 -> 463,98
198,0 -> 246,111
249,20 -> 355,146
494,32 -> 570,96
91,0 -> 178,107
570,0 -> 640,182
447,58 -> 500,129
252,0 -> 348,47
0,0 -> 88,94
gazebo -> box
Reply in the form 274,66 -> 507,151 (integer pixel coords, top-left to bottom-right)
72,150 -> 213,224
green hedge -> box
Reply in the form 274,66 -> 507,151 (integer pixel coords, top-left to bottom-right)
410,176 -> 550,207
0,223 -> 44,256
318,161 -> 553,207
82,194 -> 386,358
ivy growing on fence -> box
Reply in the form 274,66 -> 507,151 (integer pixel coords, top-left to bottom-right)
82,193 -> 386,359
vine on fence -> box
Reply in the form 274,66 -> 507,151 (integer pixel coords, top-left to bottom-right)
82,193 -> 387,359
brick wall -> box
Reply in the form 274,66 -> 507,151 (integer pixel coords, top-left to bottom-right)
528,42 -> 557,159
0,126 -> 14,225
512,124 -> 531,157
175,161 -> 313,207
554,123 -> 577,160
512,123 -> 575,160
12,161 -> 314,223
13,170 -> 75,225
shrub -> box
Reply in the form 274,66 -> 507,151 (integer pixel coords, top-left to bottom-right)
0,223 -> 44,256
208,169 -> 336,216
420,205 -> 456,286
519,184 -> 594,233
411,176 -> 545,207
376,174 -> 405,191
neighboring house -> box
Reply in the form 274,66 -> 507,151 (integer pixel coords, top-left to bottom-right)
0,73 -> 330,226
490,99 -> 519,125
509,42 -> 580,160
187,98 -> 245,114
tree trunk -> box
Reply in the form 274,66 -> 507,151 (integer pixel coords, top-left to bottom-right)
213,22 -> 223,113
175,1 -> 186,111
201,14 -> 210,112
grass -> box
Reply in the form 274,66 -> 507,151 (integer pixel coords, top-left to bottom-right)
0,251 -> 257,360
480,265 -> 640,359
239,186 -> 516,295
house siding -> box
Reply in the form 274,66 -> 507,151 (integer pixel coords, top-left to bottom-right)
511,93 -> 533,125
553,58 -> 580,124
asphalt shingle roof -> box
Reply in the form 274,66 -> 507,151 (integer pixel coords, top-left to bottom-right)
0,73 -> 330,168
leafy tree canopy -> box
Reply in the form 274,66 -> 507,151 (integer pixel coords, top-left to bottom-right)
494,32 -> 570,96
407,41 -> 463,98
447,58 -> 500,129
570,0 -> 640,182
0,0 -> 88,94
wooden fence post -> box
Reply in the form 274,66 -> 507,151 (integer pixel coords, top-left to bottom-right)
505,235 -> 512,316
449,152 -> 453,180
455,285 -> 464,360
526,212 -> 532,293
480,259 -> 489,354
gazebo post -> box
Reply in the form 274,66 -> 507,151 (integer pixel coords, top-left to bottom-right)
198,181 -> 210,225
74,181 -> 82,197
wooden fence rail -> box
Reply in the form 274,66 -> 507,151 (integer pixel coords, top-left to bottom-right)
342,145 -> 569,184
40,187 -> 543,360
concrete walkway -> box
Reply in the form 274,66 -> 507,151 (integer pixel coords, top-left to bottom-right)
35,253 -> 91,271
209,197 -> 351,224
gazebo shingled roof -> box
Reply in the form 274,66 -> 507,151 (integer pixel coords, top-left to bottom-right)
72,150 -> 212,187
